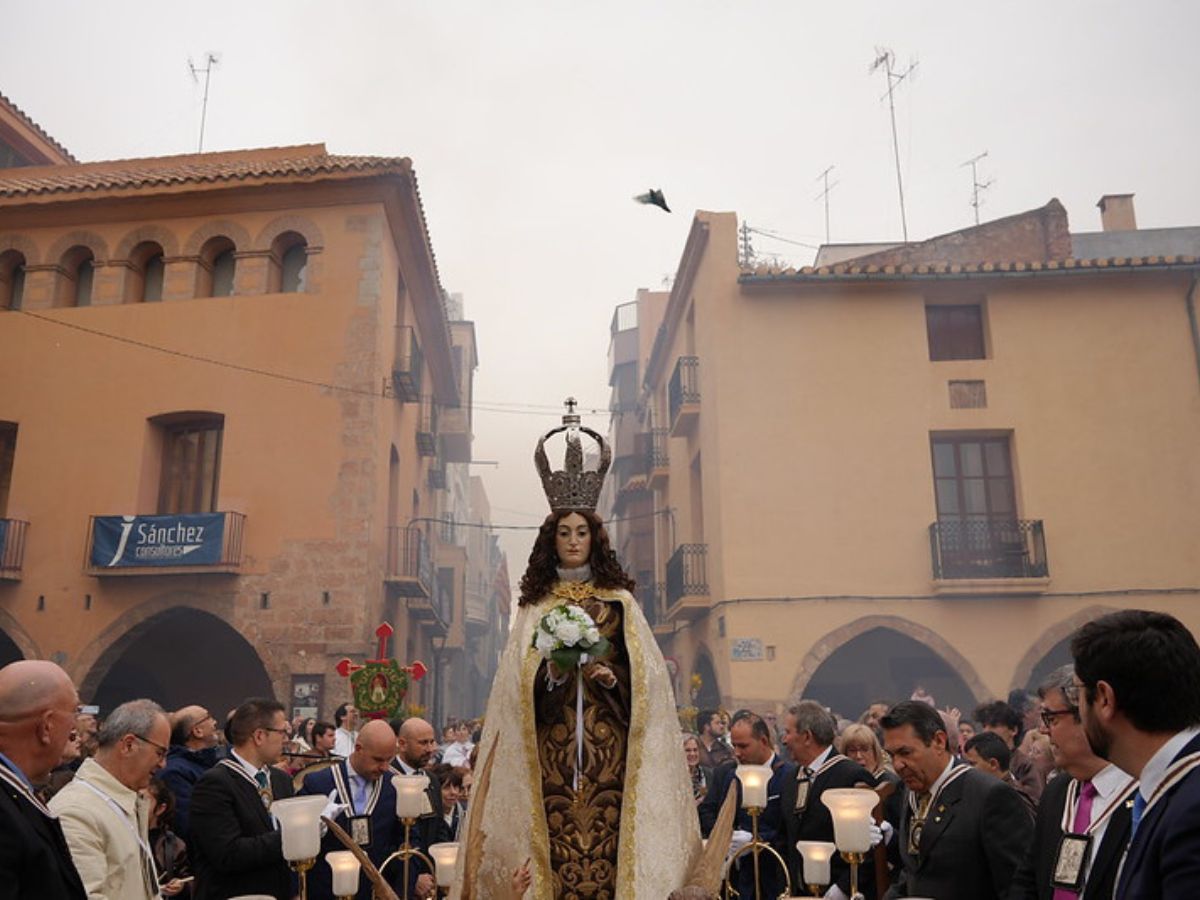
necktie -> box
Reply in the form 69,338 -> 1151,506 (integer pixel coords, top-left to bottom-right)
1052,780 -> 1097,900
1130,791 -> 1146,837
352,776 -> 369,812
254,770 -> 269,790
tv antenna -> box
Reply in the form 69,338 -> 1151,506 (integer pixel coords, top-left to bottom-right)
869,47 -> 918,242
961,151 -> 995,225
814,166 -> 839,244
188,52 -> 220,153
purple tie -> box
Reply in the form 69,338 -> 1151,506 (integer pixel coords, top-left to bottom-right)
1052,780 -> 1097,900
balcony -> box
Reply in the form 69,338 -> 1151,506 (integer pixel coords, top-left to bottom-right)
439,403 -> 471,463
427,459 -> 447,491
385,526 -> 433,598
392,326 -> 423,403
645,428 -> 669,488
0,519 -> 28,580
608,302 -> 639,373
84,512 -> 245,576
666,544 -> 709,620
465,587 -> 490,631
416,396 -> 438,457
930,518 -> 1050,595
669,356 -> 700,436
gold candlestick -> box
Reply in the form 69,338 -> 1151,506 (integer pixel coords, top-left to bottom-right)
379,817 -> 437,900
720,806 -> 792,900
808,885 -> 824,898
289,857 -> 316,900
839,850 -> 865,900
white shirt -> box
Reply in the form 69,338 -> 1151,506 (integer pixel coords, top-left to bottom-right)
804,744 -> 834,774
229,748 -> 268,783
1137,725 -> 1200,806
442,741 -> 473,768
333,727 -> 357,759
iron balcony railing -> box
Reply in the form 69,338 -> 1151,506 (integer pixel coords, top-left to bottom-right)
0,518 -> 28,578
668,356 -> 700,426
666,544 -> 709,607
428,460 -> 447,490
386,526 -> 433,596
646,428 -> 669,470
392,326 -> 423,402
83,511 -> 245,573
929,518 -> 1049,580
416,396 -> 438,457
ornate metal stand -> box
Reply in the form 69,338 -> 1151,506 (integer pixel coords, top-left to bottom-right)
720,806 -> 792,900
379,817 -> 436,900
840,850 -> 865,900
289,857 -> 316,900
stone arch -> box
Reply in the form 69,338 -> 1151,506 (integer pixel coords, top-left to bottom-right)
691,644 -> 721,710
113,224 -> 180,261
182,220 -> 253,257
789,614 -> 989,709
254,214 -> 325,253
46,230 -> 109,266
0,607 -> 40,662
74,592 -> 279,714
0,233 -> 40,262
1010,604 -> 1121,692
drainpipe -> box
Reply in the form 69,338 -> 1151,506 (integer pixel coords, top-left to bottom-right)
1188,273 -> 1200,392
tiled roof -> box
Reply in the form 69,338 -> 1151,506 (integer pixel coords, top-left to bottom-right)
0,91 -> 76,163
0,147 -> 410,198
739,254 -> 1199,282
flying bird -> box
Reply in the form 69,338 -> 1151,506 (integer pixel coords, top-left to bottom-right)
633,189 -> 671,213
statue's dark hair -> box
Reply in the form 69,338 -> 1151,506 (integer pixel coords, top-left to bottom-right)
518,509 -> 635,606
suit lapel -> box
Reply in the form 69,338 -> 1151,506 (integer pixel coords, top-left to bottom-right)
913,775 -> 964,865
225,763 -> 274,829
1085,796 -> 1131,900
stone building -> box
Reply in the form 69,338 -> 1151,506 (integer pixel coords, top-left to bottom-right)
0,91 -> 507,721
610,195 -> 1200,717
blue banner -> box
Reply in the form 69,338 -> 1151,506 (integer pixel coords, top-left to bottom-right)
91,514 -> 225,568
0,519 -> 7,563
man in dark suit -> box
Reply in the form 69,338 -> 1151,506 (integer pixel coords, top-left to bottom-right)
699,710 -> 795,900
1008,664 -> 1136,900
780,700 -> 881,899
882,700 -> 1032,900
300,718 -> 431,900
0,660 -> 87,900
1071,609 -> 1200,900
389,717 -> 451,855
189,697 -> 296,900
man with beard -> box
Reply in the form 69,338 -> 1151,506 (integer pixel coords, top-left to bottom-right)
1008,665 -> 1136,900
696,709 -> 733,770
1071,609 -> 1200,899
389,716 -> 449,892
882,700 -> 1031,900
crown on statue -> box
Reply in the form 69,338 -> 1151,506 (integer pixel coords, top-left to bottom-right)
534,398 -> 611,512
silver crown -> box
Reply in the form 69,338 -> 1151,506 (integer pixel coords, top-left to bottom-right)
534,398 -> 611,512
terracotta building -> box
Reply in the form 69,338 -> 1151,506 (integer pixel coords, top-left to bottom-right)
0,92 -> 506,722
610,196 -> 1200,717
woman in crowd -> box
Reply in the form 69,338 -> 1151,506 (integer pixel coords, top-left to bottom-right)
429,763 -> 467,838
839,722 -> 903,823
147,776 -> 192,898
681,733 -> 711,807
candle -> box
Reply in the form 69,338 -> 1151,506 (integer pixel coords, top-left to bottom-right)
428,842 -> 460,888
795,840 -> 837,886
734,764 -> 772,809
270,795 -> 328,861
326,850 -> 361,896
393,773 -> 430,819
820,788 -> 878,854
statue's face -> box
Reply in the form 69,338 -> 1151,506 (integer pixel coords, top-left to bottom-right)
555,512 -> 591,568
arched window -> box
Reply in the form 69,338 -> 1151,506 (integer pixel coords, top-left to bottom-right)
0,250 -> 25,310
57,245 -> 95,307
127,241 -> 165,303
196,237 -> 237,298
269,231 -> 308,293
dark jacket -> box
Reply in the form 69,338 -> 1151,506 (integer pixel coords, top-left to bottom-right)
886,764 -> 1032,900
161,744 -> 220,838
188,760 -> 294,900
389,759 -> 452,850
1007,770 -> 1133,900
1117,732 -> 1200,900
0,768 -> 87,900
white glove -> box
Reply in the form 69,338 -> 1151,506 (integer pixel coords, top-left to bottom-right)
319,789 -> 351,835
823,886 -> 850,900
879,819 -> 894,845
868,822 -> 884,847
729,829 -> 753,858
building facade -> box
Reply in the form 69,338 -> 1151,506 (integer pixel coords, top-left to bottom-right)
612,197 -> 1200,719
0,94 -> 510,722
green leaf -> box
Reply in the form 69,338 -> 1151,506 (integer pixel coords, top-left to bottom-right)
552,648 -> 581,671
588,636 -> 612,661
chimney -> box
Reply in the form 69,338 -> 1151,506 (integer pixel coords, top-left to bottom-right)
1097,194 -> 1137,232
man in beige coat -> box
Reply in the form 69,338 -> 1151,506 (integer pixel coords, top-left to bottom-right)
50,699 -> 175,900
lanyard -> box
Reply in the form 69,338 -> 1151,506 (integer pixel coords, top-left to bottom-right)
219,758 -> 273,806
799,753 -> 849,782
0,760 -> 55,818
1144,751 -> 1200,816
331,764 -> 382,816
1058,776 -> 1139,836
74,777 -> 161,898
908,762 -> 970,819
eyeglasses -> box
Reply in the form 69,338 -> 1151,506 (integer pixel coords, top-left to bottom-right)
260,726 -> 290,737
134,734 -> 169,760
1040,708 -> 1077,728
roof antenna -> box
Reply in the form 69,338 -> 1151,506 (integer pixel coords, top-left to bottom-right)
187,52 -> 220,153
870,47 -> 918,242
961,151 -> 995,225
814,165 -> 839,244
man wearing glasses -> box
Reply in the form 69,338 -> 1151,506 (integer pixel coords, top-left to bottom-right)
1008,665 -> 1136,900
1071,609 -> 1200,899
50,698 -> 173,900
0,659 -> 87,899
189,698 -> 295,900
161,704 -> 220,838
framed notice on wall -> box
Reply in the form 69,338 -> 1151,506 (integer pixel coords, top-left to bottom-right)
290,674 -> 325,721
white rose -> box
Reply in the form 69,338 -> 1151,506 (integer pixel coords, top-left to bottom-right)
535,630 -> 557,656
555,620 -> 582,646
584,626 -> 600,645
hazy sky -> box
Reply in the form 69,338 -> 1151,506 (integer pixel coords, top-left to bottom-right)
4,1 -> 1198,572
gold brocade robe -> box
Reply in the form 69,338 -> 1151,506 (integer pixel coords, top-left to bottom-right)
452,584 -> 702,900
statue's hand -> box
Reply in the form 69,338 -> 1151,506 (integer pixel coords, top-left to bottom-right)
585,663 -> 617,689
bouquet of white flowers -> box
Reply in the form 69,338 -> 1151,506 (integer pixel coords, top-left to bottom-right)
531,603 -> 611,671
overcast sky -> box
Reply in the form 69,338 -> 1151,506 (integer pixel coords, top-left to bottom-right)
4,0 -> 1198,576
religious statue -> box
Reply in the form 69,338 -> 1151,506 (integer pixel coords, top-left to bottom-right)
453,400 -> 715,899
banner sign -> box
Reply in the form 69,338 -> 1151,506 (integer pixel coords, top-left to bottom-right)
0,519 -> 7,564
91,514 -> 225,568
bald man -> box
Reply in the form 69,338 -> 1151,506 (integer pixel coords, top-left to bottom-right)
0,660 -> 87,899
161,703 -> 220,837
300,719 -> 433,899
